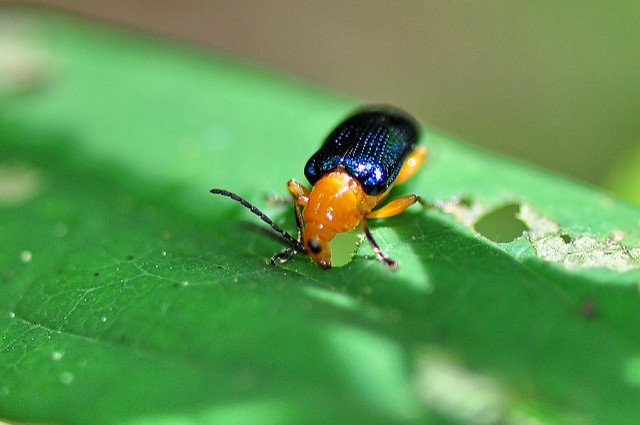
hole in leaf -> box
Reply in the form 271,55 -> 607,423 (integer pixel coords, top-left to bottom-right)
330,231 -> 361,267
474,203 -> 529,243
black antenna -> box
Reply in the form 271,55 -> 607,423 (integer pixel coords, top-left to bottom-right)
210,188 -> 306,253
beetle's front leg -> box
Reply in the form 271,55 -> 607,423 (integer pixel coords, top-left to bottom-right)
270,247 -> 297,264
270,181 -> 310,265
288,179 -> 310,201
287,179 -> 311,241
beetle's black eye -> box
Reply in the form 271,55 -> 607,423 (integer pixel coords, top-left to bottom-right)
308,239 -> 322,254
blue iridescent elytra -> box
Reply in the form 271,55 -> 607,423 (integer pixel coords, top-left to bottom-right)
304,106 -> 420,195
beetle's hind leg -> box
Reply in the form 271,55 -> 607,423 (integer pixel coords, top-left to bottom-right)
361,220 -> 398,270
365,194 -> 428,219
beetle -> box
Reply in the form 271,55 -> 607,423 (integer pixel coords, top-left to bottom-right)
210,105 -> 427,269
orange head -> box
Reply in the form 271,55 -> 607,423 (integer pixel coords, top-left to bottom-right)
301,169 -> 380,268
303,221 -> 333,268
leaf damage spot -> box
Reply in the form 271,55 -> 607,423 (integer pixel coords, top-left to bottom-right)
473,203 -> 529,243
434,196 -> 487,228
435,196 -> 640,272
518,204 -> 640,272
434,197 -> 528,242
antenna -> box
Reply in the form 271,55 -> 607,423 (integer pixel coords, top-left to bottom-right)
210,188 -> 306,253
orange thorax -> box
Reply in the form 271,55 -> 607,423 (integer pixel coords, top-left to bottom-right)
303,169 -> 387,242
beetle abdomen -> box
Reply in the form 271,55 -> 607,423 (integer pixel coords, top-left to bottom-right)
304,106 -> 420,195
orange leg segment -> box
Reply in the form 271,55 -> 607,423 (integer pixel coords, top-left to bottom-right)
288,179 -> 310,200
272,180 -> 310,264
287,179 -> 309,238
365,194 -> 425,219
394,146 -> 427,185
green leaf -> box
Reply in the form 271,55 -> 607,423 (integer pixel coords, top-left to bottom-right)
1,7 -> 640,425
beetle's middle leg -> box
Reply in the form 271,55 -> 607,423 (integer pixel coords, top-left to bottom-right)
360,195 -> 427,268
361,220 -> 397,269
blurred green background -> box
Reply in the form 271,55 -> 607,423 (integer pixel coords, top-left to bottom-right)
7,0 -> 640,202
3,0 -> 639,205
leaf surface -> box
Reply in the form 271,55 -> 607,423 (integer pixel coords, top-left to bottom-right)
1,8 -> 640,425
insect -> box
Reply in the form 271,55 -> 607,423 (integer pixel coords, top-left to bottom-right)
210,105 -> 427,269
